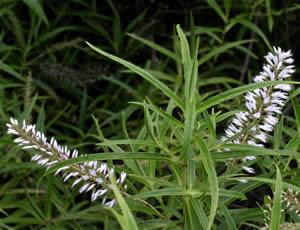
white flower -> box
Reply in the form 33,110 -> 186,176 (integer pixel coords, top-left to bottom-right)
222,47 -> 294,179
242,166 -> 255,174
6,118 -> 128,207
264,115 -> 278,126
272,91 -> 288,100
264,105 -> 282,114
253,75 -> 265,82
274,84 -> 291,91
259,124 -> 273,132
254,132 -> 268,143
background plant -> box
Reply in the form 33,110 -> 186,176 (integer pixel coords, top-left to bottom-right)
1,0 -> 300,229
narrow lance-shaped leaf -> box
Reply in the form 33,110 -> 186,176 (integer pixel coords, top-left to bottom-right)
86,42 -> 185,111
195,137 -> 219,230
196,80 -> 299,114
108,170 -> 139,230
269,167 -> 282,230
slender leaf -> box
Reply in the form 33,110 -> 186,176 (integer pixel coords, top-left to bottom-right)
196,80 -> 299,114
23,0 -> 49,26
128,33 -> 181,63
195,137 -> 218,230
108,170 -> 139,230
206,0 -> 227,22
269,167 -> 282,230
86,42 -> 184,110
231,18 -> 272,50
198,40 -> 254,66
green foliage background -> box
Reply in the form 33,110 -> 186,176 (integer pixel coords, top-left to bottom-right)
0,0 -> 299,229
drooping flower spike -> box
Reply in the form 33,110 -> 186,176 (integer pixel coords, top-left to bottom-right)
7,118 -> 127,207
222,47 -> 295,174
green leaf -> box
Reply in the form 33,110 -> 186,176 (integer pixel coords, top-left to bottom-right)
129,174 -> 179,188
284,135 -> 300,151
198,40 -> 254,66
208,144 -> 300,160
224,0 -> 232,18
0,4 -> 15,17
219,201 -> 237,230
131,188 -> 202,199
265,0 -> 273,31
199,77 -> 243,87
188,26 -> 222,43
0,60 -> 25,81
274,117 -> 284,150
231,18 -> 272,50
20,93 -> 38,121
181,97 -> 196,160
229,177 -> 299,192
291,91 -> 300,136
97,139 -> 157,147
206,0 -> 227,23
176,24 -> 193,102
289,87 -> 300,99
203,110 -> 216,142
269,167 -> 282,230
139,219 -> 177,229
87,42 -> 184,110
144,104 -> 157,144
131,101 -> 184,128
196,80 -> 300,114
127,33 -> 181,63
108,170 -> 139,230
184,197 -> 201,230
195,137 -> 219,230
190,198 -> 208,229
23,0 -> 49,26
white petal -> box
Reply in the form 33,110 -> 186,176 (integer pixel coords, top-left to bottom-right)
72,178 -> 82,187
242,166 -> 255,174
79,183 -> 89,193
105,200 -> 116,208
274,84 -> 291,91
120,171 -> 127,184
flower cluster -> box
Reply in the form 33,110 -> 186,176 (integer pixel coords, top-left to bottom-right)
282,188 -> 300,216
7,118 -> 127,207
222,47 -> 295,174
262,189 -> 300,229
262,195 -> 273,226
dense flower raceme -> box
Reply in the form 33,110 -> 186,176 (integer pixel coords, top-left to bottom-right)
7,118 -> 127,208
222,47 -> 295,174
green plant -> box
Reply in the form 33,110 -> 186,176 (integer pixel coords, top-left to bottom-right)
6,25 -> 299,229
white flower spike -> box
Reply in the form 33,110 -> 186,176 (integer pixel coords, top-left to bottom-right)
6,118 -> 127,207
222,47 -> 294,174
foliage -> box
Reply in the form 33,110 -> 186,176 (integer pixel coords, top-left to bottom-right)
0,0 -> 300,229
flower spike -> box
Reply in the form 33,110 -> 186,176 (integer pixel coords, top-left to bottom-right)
222,47 -> 295,174
6,118 -> 127,207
